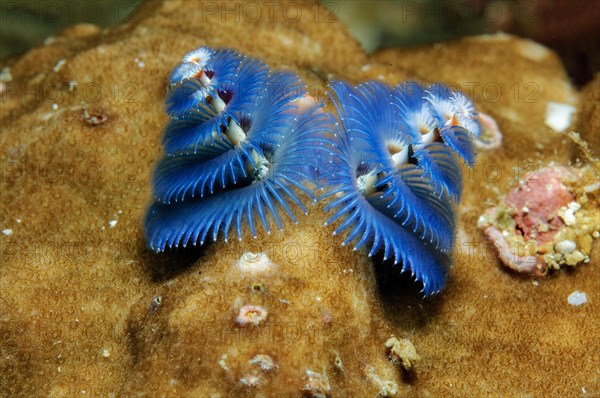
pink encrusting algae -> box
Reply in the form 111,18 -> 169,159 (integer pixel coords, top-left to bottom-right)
479,162 -> 599,275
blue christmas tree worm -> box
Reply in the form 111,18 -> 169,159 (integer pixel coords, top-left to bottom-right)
145,47 -> 481,296
320,80 -> 480,295
145,48 -> 332,251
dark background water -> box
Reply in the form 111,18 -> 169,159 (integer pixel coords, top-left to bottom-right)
1,0 -> 598,86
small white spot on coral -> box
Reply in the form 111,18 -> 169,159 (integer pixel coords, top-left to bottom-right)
558,202 -> 580,226
51,103 -> 58,110
53,59 -> 66,73
567,291 -> 587,306
517,40 -> 551,62
280,36 -> 294,47
235,305 -> 267,326
584,181 -> 600,193
249,354 -> 277,372
364,365 -> 398,397
218,354 -> 229,372
240,374 -> 263,388
476,214 -> 488,229
474,112 -> 502,150
468,32 -> 510,42
108,220 -> 118,228
500,108 -> 521,123
236,252 -> 275,274
545,102 -> 575,132
101,348 -> 110,358
555,240 -> 576,254
301,36 -> 321,54
0,67 -> 12,83
2,229 -> 13,236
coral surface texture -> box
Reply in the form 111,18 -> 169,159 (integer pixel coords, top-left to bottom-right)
0,1 -> 598,397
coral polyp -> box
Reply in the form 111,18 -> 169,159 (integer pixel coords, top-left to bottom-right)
235,304 -> 268,326
322,80 -> 480,295
145,47 -> 332,251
